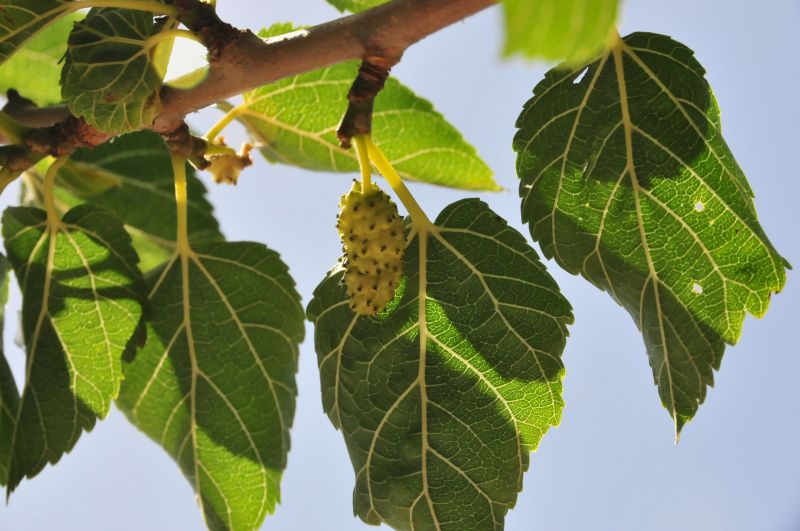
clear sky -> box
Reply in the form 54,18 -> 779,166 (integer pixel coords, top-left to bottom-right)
1,1 -> 799,530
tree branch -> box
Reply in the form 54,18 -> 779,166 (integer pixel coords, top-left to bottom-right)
7,0 -> 496,165
154,0 -> 496,132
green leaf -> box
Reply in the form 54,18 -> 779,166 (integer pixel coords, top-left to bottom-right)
58,131 -> 223,270
0,0 -> 70,65
61,8 -> 164,134
324,0 -> 387,12
239,30 -> 496,191
514,32 -> 788,434
0,254 -> 20,486
308,199 -> 572,530
2,203 -> 145,492
117,242 -> 305,530
502,0 -> 619,65
0,13 -> 83,106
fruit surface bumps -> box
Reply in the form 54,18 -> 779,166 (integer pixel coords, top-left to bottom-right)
337,180 -> 405,315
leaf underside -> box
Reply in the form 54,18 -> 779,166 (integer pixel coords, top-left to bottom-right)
239,26 -> 496,191
309,199 -> 572,531
2,204 -> 144,492
61,8 -> 164,134
117,242 -> 305,531
58,131 -> 223,270
514,32 -> 787,433
502,0 -> 620,65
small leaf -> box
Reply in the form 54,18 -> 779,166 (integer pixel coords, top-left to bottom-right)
514,32 -> 788,433
238,27 -> 496,191
0,13 -> 83,105
58,131 -> 224,269
0,0 -> 69,65
118,242 -> 305,530
2,204 -> 145,492
0,254 -> 20,486
502,0 -> 619,65
61,8 -> 165,134
308,199 -> 572,530
324,0 -> 387,12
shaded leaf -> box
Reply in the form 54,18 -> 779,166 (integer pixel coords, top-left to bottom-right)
514,32 -> 788,433
0,254 -> 19,486
238,27 -> 496,191
59,131 -> 223,270
308,199 -> 572,530
2,203 -> 145,492
0,13 -> 83,105
0,0 -> 69,65
118,242 -> 305,530
503,0 -> 619,65
61,8 -> 164,134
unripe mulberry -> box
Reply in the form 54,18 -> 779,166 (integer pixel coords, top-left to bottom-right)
337,180 -> 405,315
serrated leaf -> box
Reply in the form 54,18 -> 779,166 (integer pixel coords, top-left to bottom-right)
2,203 -> 145,492
61,8 -> 165,134
308,199 -> 572,530
502,0 -> 619,65
0,254 -> 19,486
58,131 -> 223,270
324,0 -> 387,12
514,32 -> 788,433
117,242 -> 305,530
0,13 -> 83,106
0,0 -> 70,65
239,30 -> 496,191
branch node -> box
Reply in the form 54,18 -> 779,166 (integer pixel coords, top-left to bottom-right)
162,122 -> 210,169
336,59 -> 392,149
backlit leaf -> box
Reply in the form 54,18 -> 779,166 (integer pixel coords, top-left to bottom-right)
309,199 -> 572,530
2,203 -> 145,492
118,242 -> 305,530
502,0 -> 619,65
324,0 -> 387,12
0,0 -> 69,65
238,28 -> 497,191
514,32 -> 788,433
0,13 -> 83,105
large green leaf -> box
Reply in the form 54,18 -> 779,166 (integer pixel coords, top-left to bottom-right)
308,199 -> 572,530
118,242 -> 305,530
61,8 -> 164,134
58,131 -> 223,270
324,0 -> 386,12
2,203 -> 145,492
514,32 -> 788,434
502,0 -> 619,65
0,13 -> 82,105
0,254 -> 19,486
0,0 -> 68,65
239,28 -> 496,191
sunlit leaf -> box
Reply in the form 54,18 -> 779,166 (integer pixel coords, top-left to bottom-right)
118,242 -> 305,530
514,32 -> 788,433
309,199 -> 572,530
502,0 -> 619,65
2,204 -> 145,492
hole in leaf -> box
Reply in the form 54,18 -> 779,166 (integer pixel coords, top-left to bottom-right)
694,201 -> 705,212
573,67 -> 589,84
692,282 -> 703,295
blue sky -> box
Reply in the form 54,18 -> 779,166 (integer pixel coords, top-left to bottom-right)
1,1 -> 798,530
